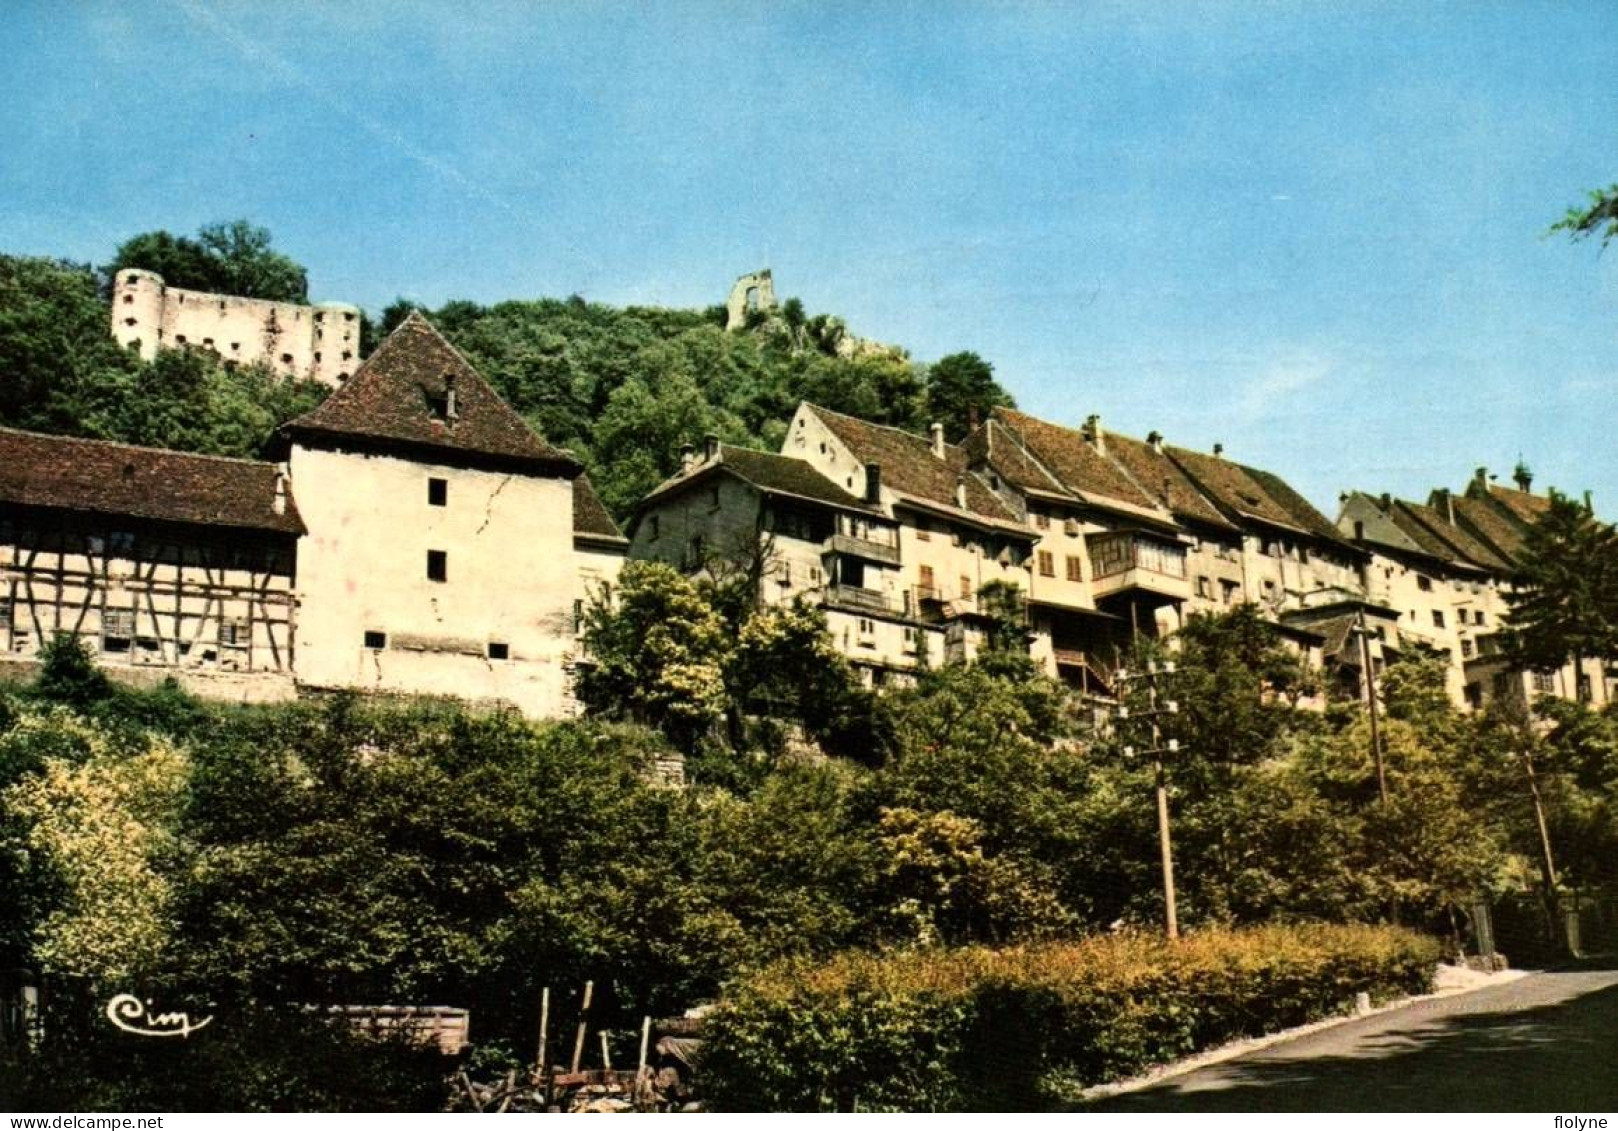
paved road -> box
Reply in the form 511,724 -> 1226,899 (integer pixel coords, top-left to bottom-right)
1083,960 -> 1618,1112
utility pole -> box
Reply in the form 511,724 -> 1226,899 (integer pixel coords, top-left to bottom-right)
1352,607 -> 1388,804
1116,661 -> 1182,940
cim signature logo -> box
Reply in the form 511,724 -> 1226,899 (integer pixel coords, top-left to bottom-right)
105,993 -> 214,1038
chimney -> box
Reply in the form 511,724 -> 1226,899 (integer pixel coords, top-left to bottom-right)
929,422 -> 945,460
1474,467 -> 1489,492
444,373 -> 458,421
1353,519 -> 1366,542
1584,489 -> 1594,513
1513,461 -> 1533,493
1379,492 -> 1392,512
272,470 -> 288,516
1213,442 -> 1224,458
864,462 -> 882,504
680,443 -> 696,472
955,475 -> 968,508
1146,430 -> 1164,454
704,433 -> 720,462
1083,414 -> 1105,454
1437,488 -> 1455,524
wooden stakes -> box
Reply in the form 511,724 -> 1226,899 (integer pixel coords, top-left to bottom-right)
569,980 -> 593,1075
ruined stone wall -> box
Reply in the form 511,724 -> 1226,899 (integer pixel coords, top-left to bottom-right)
111,269 -> 361,387
724,269 -> 776,330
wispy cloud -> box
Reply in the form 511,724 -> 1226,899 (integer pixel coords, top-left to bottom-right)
167,0 -> 532,229
1232,349 -> 1334,422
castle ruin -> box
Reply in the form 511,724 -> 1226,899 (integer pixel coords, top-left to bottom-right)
111,269 -> 363,387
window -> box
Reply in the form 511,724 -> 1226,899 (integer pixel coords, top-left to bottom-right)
1033,510 -> 1051,531
1038,550 -> 1055,577
427,550 -> 448,582
1475,610 -> 1486,626
902,627 -> 919,654
1432,609 -> 1445,629
960,574 -> 972,599
916,522 -> 931,543
779,561 -> 792,586
1196,576 -> 1212,599
1461,639 -> 1474,658
428,478 -> 448,506
573,599 -> 585,636
857,617 -> 876,647
364,630 -> 387,650
919,564 -> 936,595
279,353 -> 293,365
1533,671 -> 1556,693
647,515 -> 660,540
103,608 -> 135,653
219,619 -> 250,649
1417,575 -> 1433,592
1220,579 -> 1240,605
487,642 -> 509,661
1066,556 -> 1083,583
709,484 -> 721,510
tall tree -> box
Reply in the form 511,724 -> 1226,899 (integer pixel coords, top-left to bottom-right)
1503,490 -> 1618,684
107,220 -> 308,303
924,351 -> 1014,441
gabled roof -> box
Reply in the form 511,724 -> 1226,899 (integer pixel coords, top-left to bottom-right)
806,405 -> 1024,528
1237,465 -> 1349,546
1102,432 -> 1238,532
1452,494 -> 1530,565
284,312 -> 577,472
0,427 -> 303,536
987,409 -> 1162,514
573,475 -> 625,543
964,416 -> 1072,498
1167,446 -> 1316,535
1397,498 -> 1511,573
1485,482 -> 1552,527
642,443 -> 880,515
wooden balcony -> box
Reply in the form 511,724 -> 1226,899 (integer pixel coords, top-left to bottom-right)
825,583 -> 895,613
825,531 -> 901,566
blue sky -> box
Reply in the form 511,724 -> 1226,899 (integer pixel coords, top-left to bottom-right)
3,1 -> 1615,515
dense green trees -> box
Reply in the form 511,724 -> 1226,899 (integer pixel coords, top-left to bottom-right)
924,350 -> 1015,441
0,253 -> 327,458
107,220 -> 309,303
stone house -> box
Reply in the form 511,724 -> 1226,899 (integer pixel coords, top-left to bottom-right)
630,405 -> 1039,685
961,407 -> 1385,697
1339,466 -> 1613,712
0,313 -> 625,718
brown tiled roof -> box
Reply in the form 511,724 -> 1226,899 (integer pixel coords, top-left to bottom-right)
1167,446 -> 1310,533
808,405 -> 1024,527
1237,465 -> 1348,546
1452,494 -> 1529,565
1487,483 -> 1552,526
967,417 -> 1071,498
716,445 -> 882,512
0,427 -> 303,536
1102,432 -> 1237,532
573,475 -> 624,541
1397,499 -> 1511,572
989,409 -> 1160,512
285,312 -> 577,470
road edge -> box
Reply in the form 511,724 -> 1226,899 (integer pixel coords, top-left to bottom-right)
1073,964 -> 1532,1102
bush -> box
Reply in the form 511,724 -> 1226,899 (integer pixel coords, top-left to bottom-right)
700,923 -> 1440,1111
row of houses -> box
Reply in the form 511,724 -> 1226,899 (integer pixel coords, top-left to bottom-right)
633,405 -> 1614,715
1,311 -> 1609,718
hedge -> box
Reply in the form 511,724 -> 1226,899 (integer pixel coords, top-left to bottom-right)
700,922 -> 1441,1111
